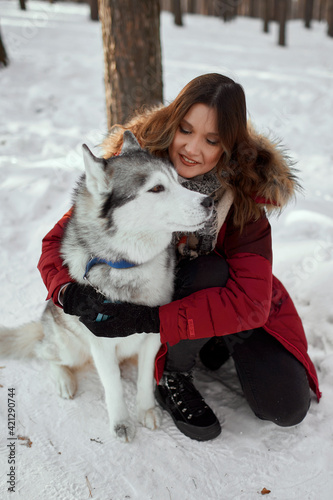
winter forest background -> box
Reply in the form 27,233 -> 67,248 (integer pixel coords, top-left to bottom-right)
0,1 -> 333,499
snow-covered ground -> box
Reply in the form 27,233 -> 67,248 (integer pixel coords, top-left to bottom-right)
0,1 -> 332,498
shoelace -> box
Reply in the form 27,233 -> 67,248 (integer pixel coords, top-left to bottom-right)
165,373 -> 208,419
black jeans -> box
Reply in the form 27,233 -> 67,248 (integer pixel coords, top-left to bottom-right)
165,253 -> 311,427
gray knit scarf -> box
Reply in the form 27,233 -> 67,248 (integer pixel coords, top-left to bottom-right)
173,169 -> 224,258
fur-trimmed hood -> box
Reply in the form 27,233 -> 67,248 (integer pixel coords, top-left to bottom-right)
246,125 -> 300,209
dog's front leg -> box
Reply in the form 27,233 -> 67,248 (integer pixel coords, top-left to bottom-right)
89,338 -> 136,443
136,334 -> 162,430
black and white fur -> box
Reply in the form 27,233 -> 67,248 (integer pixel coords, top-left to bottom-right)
0,132 -> 213,442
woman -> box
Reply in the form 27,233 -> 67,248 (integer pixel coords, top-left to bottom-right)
38,74 -> 320,442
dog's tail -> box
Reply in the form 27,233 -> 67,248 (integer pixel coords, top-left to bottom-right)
0,322 -> 43,359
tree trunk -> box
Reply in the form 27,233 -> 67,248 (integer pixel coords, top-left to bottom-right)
318,0 -> 325,22
98,0 -> 163,129
209,0 -> 232,20
0,26 -> 9,67
221,0 -> 237,21
187,0 -> 196,13
263,0 -> 270,32
278,0 -> 288,46
304,0 -> 314,28
173,0 -> 183,26
19,0 -> 26,10
90,0 -> 99,21
328,0 -> 333,37
248,0 -> 254,16
272,0 -> 279,20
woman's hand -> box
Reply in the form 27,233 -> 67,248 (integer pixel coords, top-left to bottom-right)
62,283 -> 107,320
79,302 -> 160,338
62,283 -> 160,338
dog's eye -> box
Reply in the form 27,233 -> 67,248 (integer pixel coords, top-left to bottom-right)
148,185 -> 165,193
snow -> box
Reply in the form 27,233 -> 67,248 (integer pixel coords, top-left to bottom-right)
0,1 -> 333,498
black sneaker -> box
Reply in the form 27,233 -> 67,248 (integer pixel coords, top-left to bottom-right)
155,372 -> 221,441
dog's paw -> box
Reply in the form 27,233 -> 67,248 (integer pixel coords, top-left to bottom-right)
112,419 -> 136,443
55,367 -> 77,400
138,406 -> 162,430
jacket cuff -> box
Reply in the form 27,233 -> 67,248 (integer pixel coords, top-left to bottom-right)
57,283 -> 72,307
158,300 -> 187,346
47,270 -> 74,307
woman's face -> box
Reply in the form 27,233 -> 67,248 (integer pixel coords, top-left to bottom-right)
169,103 -> 223,178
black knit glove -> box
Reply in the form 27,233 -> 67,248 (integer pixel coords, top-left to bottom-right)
79,302 -> 160,338
62,283 -> 107,320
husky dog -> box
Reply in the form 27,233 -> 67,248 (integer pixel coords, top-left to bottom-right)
0,131 -> 213,442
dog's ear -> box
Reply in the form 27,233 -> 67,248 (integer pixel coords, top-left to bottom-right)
121,131 -> 142,154
82,144 -> 111,196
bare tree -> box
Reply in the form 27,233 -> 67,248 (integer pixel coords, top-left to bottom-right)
187,0 -> 197,13
262,0 -> 270,33
207,0 -> 235,21
173,0 -> 183,26
272,0 -> 279,21
0,25 -> 9,67
328,0 -> 333,37
220,0 -> 238,22
98,0 -> 163,129
318,0 -> 325,21
304,0 -> 314,28
90,0 -> 99,21
278,0 -> 288,46
249,0 -> 256,17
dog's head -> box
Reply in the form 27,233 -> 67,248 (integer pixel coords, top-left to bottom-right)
81,131 -> 213,235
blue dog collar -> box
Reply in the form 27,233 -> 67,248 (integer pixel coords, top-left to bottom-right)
83,256 -> 137,280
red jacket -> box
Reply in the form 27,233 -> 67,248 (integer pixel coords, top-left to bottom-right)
37,209 -> 320,401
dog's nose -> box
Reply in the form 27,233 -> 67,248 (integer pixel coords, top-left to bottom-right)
201,196 -> 214,209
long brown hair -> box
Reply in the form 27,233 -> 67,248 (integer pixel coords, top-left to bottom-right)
102,73 -> 297,229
